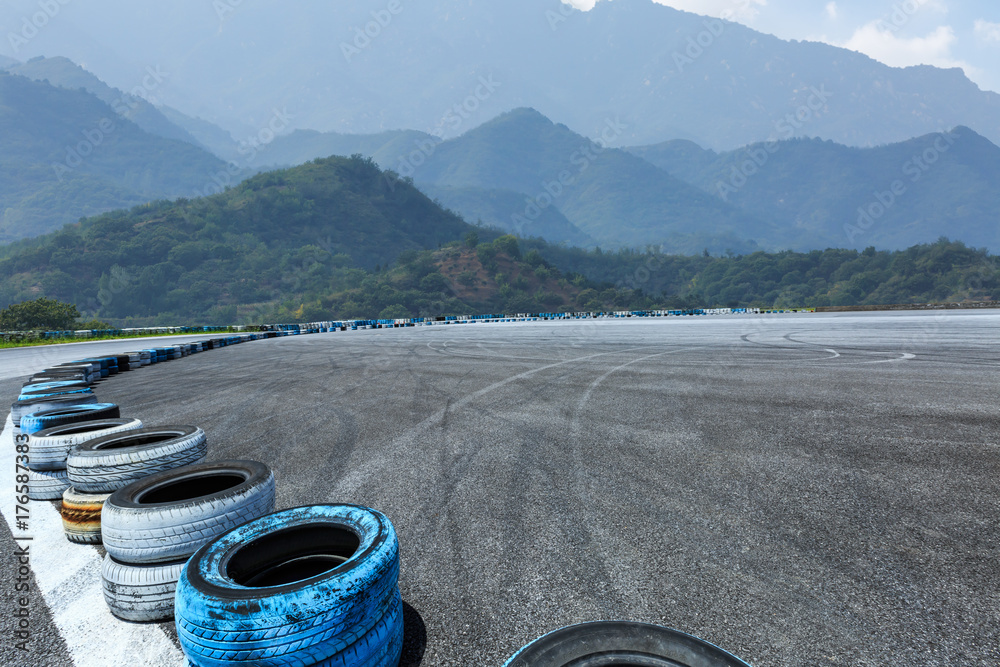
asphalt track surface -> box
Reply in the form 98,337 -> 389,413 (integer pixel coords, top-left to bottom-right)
2,311 -> 999,666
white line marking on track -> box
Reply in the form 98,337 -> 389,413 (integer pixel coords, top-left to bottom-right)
1,415 -> 186,667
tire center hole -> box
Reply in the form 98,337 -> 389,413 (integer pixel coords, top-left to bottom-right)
48,422 -> 115,436
138,473 -> 246,504
98,432 -> 179,450
227,526 -> 360,588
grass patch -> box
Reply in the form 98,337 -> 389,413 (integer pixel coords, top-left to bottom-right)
0,329 -> 233,350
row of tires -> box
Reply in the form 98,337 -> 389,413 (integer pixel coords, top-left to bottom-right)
12,335 -> 753,667
14,338 -> 405,666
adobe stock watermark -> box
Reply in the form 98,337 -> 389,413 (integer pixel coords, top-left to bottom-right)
715,85 -> 833,202
844,129 -> 958,244
7,0 -> 72,53
341,0 -> 404,63
873,0 -> 935,34
97,265 -> 133,309
546,2 -> 579,31
50,65 -> 169,182
50,117 -> 115,182
511,116 -> 628,235
194,107 -> 293,197
672,18 -> 725,73
386,75 -> 502,187
670,0 -> 758,72
617,246 -> 667,291
111,65 -> 169,109
213,0 -> 245,24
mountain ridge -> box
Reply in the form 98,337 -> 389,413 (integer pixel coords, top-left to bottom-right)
16,0 -> 999,150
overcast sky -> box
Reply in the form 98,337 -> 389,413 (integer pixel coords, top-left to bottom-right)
567,0 -> 1000,93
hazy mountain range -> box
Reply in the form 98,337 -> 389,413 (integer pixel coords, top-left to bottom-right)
245,108 -> 1000,254
4,0 -> 998,151
0,70 -> 227,242
3,60 -> 999,255
1,0 -> 999,255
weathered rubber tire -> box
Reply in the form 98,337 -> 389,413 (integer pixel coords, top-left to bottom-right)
27,469 -> 70,500
66,426 -> 207,493
12,394 -> 99,427
319,588 -> 403,667
19,403 -> 121,436
102,460 -> 276,564
503,622 -> 754,667
101,554 -> 187,622
28,418 -> 144,472
21,381 -> 91,393
61,486 -> 112,544
18,387 -> 94,401
175,504 -> 399,667
51,363 -> 99,379
29,373 -> 91,385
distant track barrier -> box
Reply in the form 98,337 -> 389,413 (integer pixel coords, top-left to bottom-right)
1,307 -> 820,345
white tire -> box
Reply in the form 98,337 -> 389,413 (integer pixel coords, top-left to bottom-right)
67,426 -> 207,493
102,460 -> 276,564
28,418 -> 144,472
101,554 -> 186,622
27,469 -> 70,500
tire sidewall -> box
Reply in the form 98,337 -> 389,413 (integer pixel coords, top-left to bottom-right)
68,426 -> 202,461
177,504 -> 397,621
106,460 -> 269,511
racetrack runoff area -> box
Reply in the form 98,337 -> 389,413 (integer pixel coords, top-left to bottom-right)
1,311 -> 999,666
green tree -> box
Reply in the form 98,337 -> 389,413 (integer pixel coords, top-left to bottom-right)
378,304 -> 411,319
77,318 -> 113,330
493,235 -> 522,259
0,297 -> 80,330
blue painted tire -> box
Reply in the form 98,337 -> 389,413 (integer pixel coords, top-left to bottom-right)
19,404 -> 121,435
21,381 -> 90,393
175,504 -> 400,667
12,394 -> 99,427
18,387 -> 94,401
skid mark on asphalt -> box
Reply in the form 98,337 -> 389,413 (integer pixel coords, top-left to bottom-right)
335,344 -> 674,495
0,415 -> 186,667
565,347 -> 701,616
427,339 -> 559,363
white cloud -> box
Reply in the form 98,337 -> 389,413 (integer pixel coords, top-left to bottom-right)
974,19 -> 1000,42
842,23 -> 968,69
655,0 -> 767,22
825,2 -> 838,20
562,0 -> 767,23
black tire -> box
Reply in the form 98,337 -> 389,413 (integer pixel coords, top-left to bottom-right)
12,394 -> 99,427
101,554 -> 187,622
19,403 -> 121,436
61,486 -> 112,544
175,504 -> 399,667
102,460 -> 276,564
28,418 -> 144,471
27,469 -> 70,500
66,426 -> 207,493
503,622 -> 754,667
